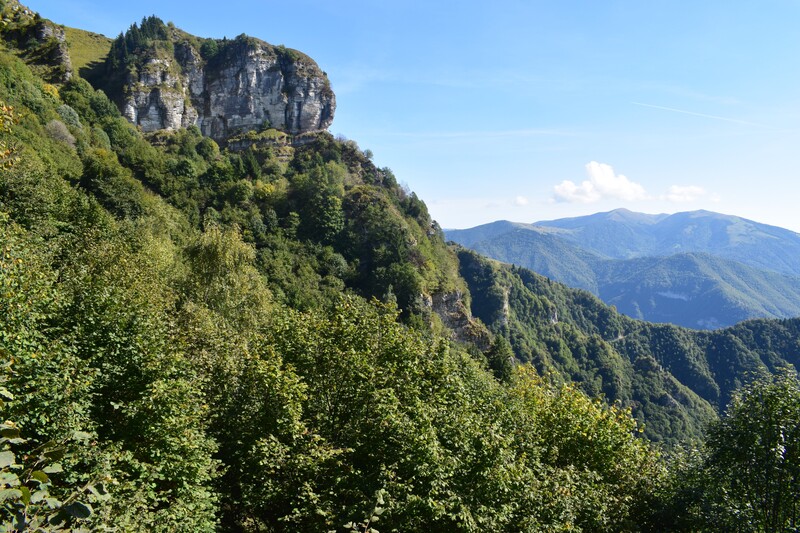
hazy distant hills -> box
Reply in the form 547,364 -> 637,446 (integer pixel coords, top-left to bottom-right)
446,209 -> 800,329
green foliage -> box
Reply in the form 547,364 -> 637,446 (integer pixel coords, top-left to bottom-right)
458,247 -> 719,444
2,14 -> 800,530
704,370 -> 800,530
183,222 -> 271,327
506,366 -> 664,531
0,419 -> 103,532
650,370 -> 800,531
107,15 -> 169,65
223,296 -> 662,531
80,147 -> 147,218
486,335 -> 514,382
60,77 -> 119,124
199,39 -> 219,60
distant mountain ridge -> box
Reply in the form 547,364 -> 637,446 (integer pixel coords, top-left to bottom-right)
446,209 -> 800,329
536,208 -> 800,275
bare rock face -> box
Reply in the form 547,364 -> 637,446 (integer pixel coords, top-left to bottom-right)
431,291 -> 493,350
121,35 -> 335,141
34,20 -> 73,82
123,54 -> 196,132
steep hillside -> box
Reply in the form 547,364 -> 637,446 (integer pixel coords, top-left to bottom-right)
0,0 -> 74,82
62,25 -> 111,78
447,221 -> 603,292
457,247 -> 800,441
596,252 -> 800,329
0,7 -> 669,530
457,249 -> 716,443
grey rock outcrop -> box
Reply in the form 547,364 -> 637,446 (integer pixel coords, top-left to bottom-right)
121,35 -> 335,141
34,20 -> 72,82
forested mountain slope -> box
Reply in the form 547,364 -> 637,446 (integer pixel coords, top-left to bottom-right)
0,2 -> 798,530
0,5 -> 665,530
457,247 -> 800,442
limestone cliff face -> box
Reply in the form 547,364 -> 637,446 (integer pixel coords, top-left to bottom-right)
121,35 -> 335,141
34,20 -> 73,82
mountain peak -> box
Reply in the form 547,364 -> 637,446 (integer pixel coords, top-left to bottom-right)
100,19 -> 335,140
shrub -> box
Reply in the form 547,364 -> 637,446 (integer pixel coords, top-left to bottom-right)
45,119 -> 75,147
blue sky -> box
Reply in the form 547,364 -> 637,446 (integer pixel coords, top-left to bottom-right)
26,0 -> 800,231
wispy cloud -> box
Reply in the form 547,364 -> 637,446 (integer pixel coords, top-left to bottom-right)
381,128 -> 575,140
663,185 -> 706,203
514,195 -> 530,206
639,83 -> 742,106
334,64 -> 582,95
553,162 -> 648,204
632,102 -> 765,127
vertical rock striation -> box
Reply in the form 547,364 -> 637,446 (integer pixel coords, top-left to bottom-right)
120,34 -> 335,141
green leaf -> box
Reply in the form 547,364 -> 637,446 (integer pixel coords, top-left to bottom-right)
0,471 -> 19,486
43,447 -> 65,461
42,463 -> 63,474
0,488 -> 22,501
19,486 -> 30,505
64,501 -> 92,519
0,387 -> 14,400
31,471 -> 49,484
88,483 -> 110,501
71,431 -> 92,442
30,490 -> 48,504
0,427 -> 20,439
0,451 -> 15,468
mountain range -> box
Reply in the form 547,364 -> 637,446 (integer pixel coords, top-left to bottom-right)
446,209 -> 800,329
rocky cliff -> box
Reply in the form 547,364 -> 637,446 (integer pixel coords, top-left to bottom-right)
108,23 -> 334,141
0,0 -> 73,83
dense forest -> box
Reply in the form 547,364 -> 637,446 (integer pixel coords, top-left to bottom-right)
458,248 -> 800,444
0,3 -> 799,531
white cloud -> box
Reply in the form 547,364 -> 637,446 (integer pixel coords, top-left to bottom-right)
664,185 -> 706,203
553,161 -> 647,203
514,195 -> 530,206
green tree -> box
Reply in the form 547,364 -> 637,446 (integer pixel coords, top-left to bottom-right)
183,222 -> 271,327
653,370 -> 800,532
704,370 -> 800,531
486,336 -> 515,382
